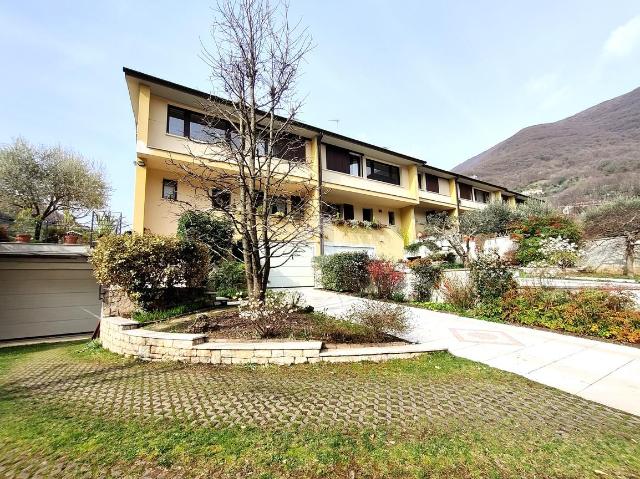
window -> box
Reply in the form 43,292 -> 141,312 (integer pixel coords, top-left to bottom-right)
290,196 -> 304,218
167,106 -> 186,136
366,159 -> 400,185
458,183 -> 473,200
167,105 -> 230,142
388,211 -> 395,225
211,188 -> 231,209
501,194 -> 510,204
162,179 -> 177,200
474,189 -> 491,203
417,173 -> 423,190
273,134 -> 307,162
363,208 -> 373,222
325,144 -> 362,175
270,197 -> 288,215
343,204 -> 355,220
425,174 -> 440,193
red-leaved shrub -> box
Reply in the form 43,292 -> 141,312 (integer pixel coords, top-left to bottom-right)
367,259 -> 404,299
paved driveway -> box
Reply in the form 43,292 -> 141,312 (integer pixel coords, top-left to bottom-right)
295,288 -> 640,416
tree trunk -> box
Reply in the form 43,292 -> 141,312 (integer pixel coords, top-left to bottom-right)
33,218 -> 43,241
623,236 -> 635,278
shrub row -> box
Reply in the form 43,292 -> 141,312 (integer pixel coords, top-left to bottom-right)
499,288 -> 640,344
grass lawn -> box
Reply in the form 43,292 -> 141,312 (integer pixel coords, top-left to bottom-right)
1,341 -> 639,478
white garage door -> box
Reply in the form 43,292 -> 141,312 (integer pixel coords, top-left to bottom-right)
0,258 -> 101,341
324,243 -> 375,256
267,243 -> 315,288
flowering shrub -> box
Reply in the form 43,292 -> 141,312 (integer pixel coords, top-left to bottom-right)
343,301 -> 410,341
469,252 -> 516,303
368,259 -> 404,299
509,214 -> 582,265
407,257 -> 443,301
314,251 -> 371,293
238,291 -> 300,338
500,288 -> 640,344
535,236 -> 580,269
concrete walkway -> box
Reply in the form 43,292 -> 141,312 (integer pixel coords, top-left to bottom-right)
295,288 -> 640,416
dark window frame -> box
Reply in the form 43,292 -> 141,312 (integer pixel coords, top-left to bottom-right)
362,208 -> 374,222
458,183 -> 473,201
388,211 -> 395,226
474,188 -> 491,204
425,174 -> 440,193
211,188 -> 231,209
365,159 -> 401,185
325,144 -> 363,176
343,203 -> 355,220
162,179 -> 178,200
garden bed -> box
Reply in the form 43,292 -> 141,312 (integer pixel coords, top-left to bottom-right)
143,308 -> 404,345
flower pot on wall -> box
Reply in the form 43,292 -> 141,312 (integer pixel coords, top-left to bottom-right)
63,234 -> 80,245
15,234 -> 32,243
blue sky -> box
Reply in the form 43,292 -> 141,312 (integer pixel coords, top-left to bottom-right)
1,1 -> 640,225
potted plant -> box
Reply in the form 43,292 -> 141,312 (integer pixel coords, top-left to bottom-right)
63,230 -> 81,245
11,210 -> 36,243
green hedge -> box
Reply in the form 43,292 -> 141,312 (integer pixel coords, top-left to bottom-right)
314,251 -> 371,293
92,234 -> 210,310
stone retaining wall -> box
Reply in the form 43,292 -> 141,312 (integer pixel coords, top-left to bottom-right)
100,316 -> 443,365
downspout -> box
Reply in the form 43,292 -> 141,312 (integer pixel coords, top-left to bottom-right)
316,133 -> 324,255
453,175 -> 461,217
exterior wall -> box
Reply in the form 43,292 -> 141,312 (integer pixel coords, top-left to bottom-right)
578,237 -> 640,275
127,79 -> 525,262
324,223 -> 405,259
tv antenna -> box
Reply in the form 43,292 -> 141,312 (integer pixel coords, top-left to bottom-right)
328,119 -> 340,129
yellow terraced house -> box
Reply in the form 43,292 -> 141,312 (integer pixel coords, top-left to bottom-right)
124,68 -> 527,287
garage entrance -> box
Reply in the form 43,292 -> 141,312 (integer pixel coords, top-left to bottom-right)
0,244 -> 101,341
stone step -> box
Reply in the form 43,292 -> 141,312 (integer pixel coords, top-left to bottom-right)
319,343 -> 446,358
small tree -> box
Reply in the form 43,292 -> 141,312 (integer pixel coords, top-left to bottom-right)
0,138 -> 109,240
177,210 -> 233,264
583,197 -> 640,277
417,212 -> 481,266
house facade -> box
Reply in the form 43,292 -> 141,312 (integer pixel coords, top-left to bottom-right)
124,68 -> 527,287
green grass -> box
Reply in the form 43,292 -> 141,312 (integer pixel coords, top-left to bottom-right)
0,343 -> 638,478
131,301 -> 214,324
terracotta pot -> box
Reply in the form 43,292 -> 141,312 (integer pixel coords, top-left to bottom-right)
63,234 -> 80,245
15,234 -> 32,243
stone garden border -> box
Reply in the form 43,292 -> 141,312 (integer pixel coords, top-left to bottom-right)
100,316 -> 445,365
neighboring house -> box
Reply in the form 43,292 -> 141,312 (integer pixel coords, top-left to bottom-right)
124,68 -> 527,287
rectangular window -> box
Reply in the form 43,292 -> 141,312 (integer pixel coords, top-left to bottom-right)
273,134 -> 307,162
343,204 -> 354,220
162,179 -> 177,200
290,196 -> 304,218
501,194 -> 510,204
211,188 -> 231,209
425,174 -> 440,193
167,106 -> 186,136
325,144 -> 361,175
458,183 -> 473,200
388,211 -> 395,225
270,197 -> 288,215
363,208 -> 373,222
366,159 -> 400,185
474,189 -> 491,203
417,173 -> 423,190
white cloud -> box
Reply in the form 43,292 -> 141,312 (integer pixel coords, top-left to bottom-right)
603,15 -> 640,58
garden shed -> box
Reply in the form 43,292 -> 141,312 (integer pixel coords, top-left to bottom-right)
0,243 -> 101,341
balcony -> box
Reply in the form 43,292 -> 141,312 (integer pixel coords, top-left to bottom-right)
322,169 -> 416,204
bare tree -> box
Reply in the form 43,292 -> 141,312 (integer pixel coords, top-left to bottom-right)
583,197 -> 640,277
167,0 -> 315,300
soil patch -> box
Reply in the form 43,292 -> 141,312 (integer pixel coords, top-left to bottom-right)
145,308 -> 404,344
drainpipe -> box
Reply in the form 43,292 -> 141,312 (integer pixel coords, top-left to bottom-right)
316,133 -> 324,255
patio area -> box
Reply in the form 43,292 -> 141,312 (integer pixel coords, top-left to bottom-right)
1,341 -> 639,478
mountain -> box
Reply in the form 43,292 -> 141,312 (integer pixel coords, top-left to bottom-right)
453,87 -> 640,205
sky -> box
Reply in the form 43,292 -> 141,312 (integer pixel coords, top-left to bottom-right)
1,1 -> 640,225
